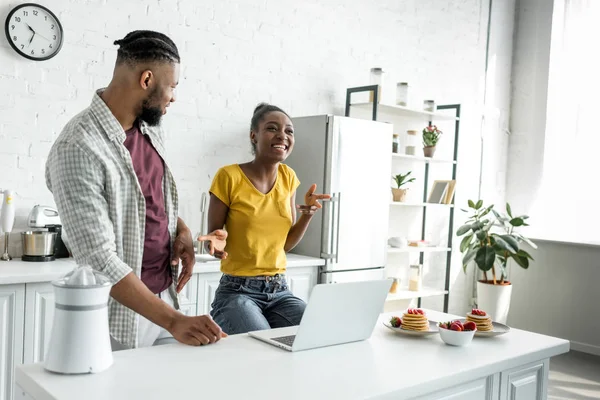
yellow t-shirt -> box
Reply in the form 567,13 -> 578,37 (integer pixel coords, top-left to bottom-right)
209,163 -> 300,276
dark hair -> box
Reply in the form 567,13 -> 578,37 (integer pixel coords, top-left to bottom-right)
113,30 -> 180,65
250,103 -> 290,154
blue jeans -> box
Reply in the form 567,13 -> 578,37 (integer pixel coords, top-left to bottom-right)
210,274 -> 306,335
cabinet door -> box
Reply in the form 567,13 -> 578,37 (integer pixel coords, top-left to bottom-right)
178,274 -> 198,316
415,375 -> 497,400
196,272 -> 222,316
286,266 -> 318,303
500,360 -> 547,400
24,282 -> 55,364
0,284 -> 25,400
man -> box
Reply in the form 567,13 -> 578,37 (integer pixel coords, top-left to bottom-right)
46,30 -> 227,349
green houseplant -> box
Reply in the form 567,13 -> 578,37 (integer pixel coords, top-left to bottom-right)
391,171 -> 415,202
422,125 -> 442,157
456,200 -> 537,323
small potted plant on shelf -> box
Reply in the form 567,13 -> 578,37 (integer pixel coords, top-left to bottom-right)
391,171 -> 415,202
422,125 -> 443,157
456,200 -> 537,324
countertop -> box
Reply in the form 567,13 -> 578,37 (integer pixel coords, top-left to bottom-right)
0,253 -> 324,285
15,309 -> 569,400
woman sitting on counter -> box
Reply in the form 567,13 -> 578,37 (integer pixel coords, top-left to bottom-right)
204,103 -> 330,334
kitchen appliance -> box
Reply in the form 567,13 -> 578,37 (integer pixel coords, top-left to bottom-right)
286,115 -> 392,284
45,265 -> 113,374
195,192 -> 208,255
0,189 -> 15,261
23,205 -> 70,261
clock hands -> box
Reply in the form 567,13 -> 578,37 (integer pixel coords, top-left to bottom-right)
25,23 -> 36,47
25,23 -> 52,42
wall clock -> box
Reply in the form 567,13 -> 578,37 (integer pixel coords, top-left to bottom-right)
4,3 -> 64,61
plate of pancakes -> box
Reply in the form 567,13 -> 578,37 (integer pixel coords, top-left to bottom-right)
384,308 -> 439,336
462,308 -> 511,337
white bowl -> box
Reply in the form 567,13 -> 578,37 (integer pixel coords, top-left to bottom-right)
438,327 -> 476,346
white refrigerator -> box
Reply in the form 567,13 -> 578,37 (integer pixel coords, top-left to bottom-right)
286,115 -> 392,284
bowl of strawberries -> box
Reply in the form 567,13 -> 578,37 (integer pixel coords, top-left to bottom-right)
438,320 -> 477,347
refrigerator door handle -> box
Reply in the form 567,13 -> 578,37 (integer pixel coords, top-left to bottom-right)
334,192 -> 341,263
320,193 -> 338,260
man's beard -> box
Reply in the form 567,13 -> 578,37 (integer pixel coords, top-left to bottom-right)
139,90 -> 163,127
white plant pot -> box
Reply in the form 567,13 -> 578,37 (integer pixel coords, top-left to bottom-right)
476,281 -> 513,324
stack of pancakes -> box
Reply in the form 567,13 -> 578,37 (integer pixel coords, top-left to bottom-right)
466,312 -> 493,332
401,310 -> 429,332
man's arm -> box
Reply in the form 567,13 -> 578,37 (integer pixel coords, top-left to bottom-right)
47,142 -> 223,345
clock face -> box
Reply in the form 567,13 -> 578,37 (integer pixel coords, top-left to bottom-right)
4,3 -> 63,61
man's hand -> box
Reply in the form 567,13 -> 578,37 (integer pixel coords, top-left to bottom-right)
173,222 -> 195,293
168,313 -> 227,345
199,229 -> 228,260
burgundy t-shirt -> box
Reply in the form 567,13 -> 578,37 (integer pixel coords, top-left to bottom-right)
124,123 -> 172,294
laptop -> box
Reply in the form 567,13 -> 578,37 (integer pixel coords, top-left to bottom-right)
248,279 -> 392,352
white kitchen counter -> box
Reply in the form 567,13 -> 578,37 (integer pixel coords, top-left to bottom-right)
0,253 -> 324,285
15,310 -> 569,400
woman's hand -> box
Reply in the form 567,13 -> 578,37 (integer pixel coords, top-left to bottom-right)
198,229 -> 228,260
301,184 -> 331,214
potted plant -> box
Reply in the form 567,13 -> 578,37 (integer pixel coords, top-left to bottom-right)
422,125 -> 442,157
456,200 -> 537,323
391,172 -> 415,202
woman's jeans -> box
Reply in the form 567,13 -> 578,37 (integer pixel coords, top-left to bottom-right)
210,274 -> 306,335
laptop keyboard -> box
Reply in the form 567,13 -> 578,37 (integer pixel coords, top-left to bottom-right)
272,335 -> 296,347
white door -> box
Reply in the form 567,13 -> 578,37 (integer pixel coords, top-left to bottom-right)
196,272 -> 222,315
178,275 -> 198,316
286,266 -> 318,303
328,117 -> 392,271
23,282 -> 55,364
500,360 -> 547,400
0,284 -> 25,400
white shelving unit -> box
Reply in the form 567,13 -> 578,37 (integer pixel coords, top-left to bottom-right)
387,247 -> 451,254
387,287 -> 449,302
346,85 -> 461,312
391,153 -> 456,164
390,202 -> 454,208
351,102 -> 460,121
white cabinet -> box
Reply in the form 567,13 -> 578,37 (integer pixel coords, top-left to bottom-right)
0,284 -> 25,400
500,360 -> 547,400
196,272 -> 222,316
178,275 -> 198,316
286,266 -> 318,303
415,375 -> 498,400
23,282 -> 55,365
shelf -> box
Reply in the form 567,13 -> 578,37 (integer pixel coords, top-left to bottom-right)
351,102 -> 460,121
391,153 -> 456,164
386,287 -> 449,301
387,247 -> 451,254
390,202 -> 454,208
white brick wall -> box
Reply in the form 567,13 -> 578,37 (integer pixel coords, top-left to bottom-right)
0,0 -> 513,315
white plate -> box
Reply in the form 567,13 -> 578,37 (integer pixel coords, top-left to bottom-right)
458,319 -> 511,337
383,320 -> 439,336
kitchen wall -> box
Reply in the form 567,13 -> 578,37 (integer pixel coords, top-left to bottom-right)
0,0 -> 512,315
506,0 -> 600,355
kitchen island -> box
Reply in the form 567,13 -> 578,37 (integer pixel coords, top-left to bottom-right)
0,253 -> 324,400
14,309 -> 569,400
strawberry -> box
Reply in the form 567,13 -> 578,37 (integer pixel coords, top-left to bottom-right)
390,316 -> 402,328
450,321 -> 463,331
463,321 -> 477,331
416,309 -> 425,315
472,308 -> 487,316
438,321 -> 451,329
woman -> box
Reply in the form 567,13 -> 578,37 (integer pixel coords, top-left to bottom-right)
205,103 -> 330,335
